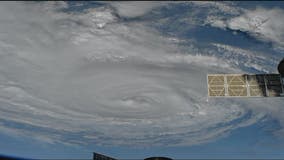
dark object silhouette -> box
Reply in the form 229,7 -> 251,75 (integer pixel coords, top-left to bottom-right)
93,152 -> 117,160
144,157 -> 173,160
278,58 -> 284,77
0,155 -> 33,160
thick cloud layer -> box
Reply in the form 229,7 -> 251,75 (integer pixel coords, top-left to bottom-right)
0,2 -> 283,147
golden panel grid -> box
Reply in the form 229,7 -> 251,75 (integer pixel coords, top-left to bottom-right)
208,85 -> 225,96
208,75 -> 224,85
228,85 -> 247,96
249,85 -> 266,97
227,75 -> 246,85
247,75 -> 265,85
207,74 -> 283,97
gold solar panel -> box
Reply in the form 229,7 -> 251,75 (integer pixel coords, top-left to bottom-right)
207,74 -> 284,97
208,85 -> 225,96
228,85 -> 247,96
227,75 -> 246,85
247,75 -> 265,85
208,75 -> 224,85
249,85 -> 266,96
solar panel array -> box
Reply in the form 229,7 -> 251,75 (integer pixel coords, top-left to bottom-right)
93,152 -> 117,160
207,74 -> 284,97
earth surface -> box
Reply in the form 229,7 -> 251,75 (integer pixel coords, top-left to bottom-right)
0,1 -> 284,159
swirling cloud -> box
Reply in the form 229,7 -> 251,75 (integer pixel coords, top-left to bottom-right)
0,2 -> 281,147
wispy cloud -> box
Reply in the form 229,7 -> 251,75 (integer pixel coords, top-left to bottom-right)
208,7 -> 284,49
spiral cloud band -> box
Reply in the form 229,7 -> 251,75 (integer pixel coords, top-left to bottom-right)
0,2 -> 282,147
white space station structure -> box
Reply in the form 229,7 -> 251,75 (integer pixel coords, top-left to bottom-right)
207,58 -> 284,97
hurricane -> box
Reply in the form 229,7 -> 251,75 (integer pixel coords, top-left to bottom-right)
0,2 -> 283,148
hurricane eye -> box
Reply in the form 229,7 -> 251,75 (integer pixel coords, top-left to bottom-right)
121,95 -> 155,106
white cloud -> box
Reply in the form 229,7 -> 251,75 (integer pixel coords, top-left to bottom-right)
209,7 -> 284,47
106,1 -> 169,18
210,43 -> 278,73
107,1 -> 241,19
0,2 -> 283,148
190,1 -> 242,16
